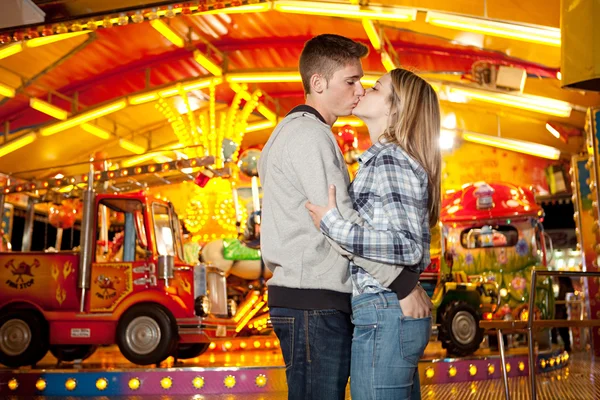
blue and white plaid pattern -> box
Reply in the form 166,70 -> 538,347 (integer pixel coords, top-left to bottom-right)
321,141 -> 431,296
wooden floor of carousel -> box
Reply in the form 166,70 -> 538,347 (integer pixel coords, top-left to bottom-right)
1,336 -> 596,399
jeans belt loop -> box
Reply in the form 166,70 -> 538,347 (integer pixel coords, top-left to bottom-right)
378,291 -> 388,308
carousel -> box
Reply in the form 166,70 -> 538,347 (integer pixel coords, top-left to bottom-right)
0,0 -> 599,398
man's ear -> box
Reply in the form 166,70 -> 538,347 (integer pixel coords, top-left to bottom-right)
310,73 -> 325,94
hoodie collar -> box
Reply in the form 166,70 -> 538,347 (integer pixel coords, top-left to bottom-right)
286,105 -> 327,124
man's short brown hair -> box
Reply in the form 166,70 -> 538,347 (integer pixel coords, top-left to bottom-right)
299,34 -> 369,95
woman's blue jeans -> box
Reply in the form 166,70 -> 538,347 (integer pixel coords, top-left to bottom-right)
350,291 -> 432,400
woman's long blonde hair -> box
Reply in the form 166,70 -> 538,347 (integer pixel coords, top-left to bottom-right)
381,68 -> 441,228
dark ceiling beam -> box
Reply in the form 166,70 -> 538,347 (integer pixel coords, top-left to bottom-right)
1,1 -> 185,33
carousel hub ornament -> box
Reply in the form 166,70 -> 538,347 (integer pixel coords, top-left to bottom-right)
336,124 -> 359,165
222,138 -> 238,162
48,204 -> 76,230
238,149 -> 261,177
194,170 -> 213,188
92,151 -> 110,171
48,202 -> 77,250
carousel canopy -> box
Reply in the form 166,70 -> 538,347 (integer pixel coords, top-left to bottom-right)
0,0 -> 598,182
441,181 -> 543,223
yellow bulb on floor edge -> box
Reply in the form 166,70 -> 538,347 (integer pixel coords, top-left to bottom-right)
469,364 -> 477,376
448,366 -> 457,377
65,378 -> 77,391
128,378 -> 141,390
8,378 -> 18,390
96,377 -> 108,391
35,378 -> 47,391
425,367 -> 435,379
160,376 -> 173,389
255,374 -> 267,387
192,376 -> 205,389
224,375 -> 236,388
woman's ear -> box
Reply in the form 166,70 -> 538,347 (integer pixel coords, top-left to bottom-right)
386,105 -> 395,117
387,99 -> 400,118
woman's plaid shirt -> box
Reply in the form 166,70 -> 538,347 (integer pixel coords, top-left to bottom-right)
321,141 -> 431,296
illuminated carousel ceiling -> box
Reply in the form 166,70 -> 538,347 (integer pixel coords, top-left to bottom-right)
0,0 -> 597,180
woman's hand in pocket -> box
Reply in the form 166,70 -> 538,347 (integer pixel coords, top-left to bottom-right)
399,284 -> 432,319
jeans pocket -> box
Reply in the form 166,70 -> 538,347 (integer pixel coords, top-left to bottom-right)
353,322 -> 377,342
271,316 -> 295,369
398,316 -> 432,365
351,303 -> 378,326
351,305 -> 378,362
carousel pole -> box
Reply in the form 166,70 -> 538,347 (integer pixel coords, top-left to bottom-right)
100,158 -> 110,255
0,192 -> 4,251
571,155 -> 591,352
579,107 -> 600,356
251,176 -> 261,224
100,205 -> 109,253
231,181 -> 242,235
78,160 -> 96,312
55,228 -> 63,250
21,197 -> 36,252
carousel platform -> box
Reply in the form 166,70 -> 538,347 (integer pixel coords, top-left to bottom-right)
0,336 -> 573,397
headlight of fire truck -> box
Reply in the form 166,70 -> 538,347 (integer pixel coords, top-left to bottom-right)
193,262 -> 210,317
227,299 -> 237,318
195,295 -> 211,317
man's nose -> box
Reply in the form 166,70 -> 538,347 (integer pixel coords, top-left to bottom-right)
356,82 -> 365,96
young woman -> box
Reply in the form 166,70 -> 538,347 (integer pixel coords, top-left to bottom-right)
306,68 -> 441,399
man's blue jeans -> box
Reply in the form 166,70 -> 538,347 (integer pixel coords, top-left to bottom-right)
270,307 -> 352,400
350,292 -> 432,400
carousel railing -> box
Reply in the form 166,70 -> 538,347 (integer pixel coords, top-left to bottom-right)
479,269 -> 600,400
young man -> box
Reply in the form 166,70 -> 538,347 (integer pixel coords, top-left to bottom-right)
258,34 -> 431,400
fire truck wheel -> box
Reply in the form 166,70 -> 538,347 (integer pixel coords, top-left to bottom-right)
0,310 -> 49,368
50,345 -> 97,362
173,343 -> 210,359
438,300 -> 484,357
117,304 -> 177,365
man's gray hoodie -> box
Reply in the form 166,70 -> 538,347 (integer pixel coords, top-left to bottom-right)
258,107 -> 418,313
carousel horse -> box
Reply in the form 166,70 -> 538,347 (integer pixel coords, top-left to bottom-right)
200,211 -> 272,281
